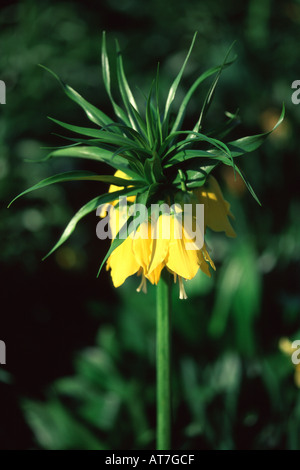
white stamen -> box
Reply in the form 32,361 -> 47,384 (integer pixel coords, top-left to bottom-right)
137,273 -> 147,294
178,276 -> 188,300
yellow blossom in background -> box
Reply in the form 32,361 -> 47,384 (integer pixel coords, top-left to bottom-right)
279,337 -> 300,388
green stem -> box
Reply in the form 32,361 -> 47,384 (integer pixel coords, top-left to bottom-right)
156,271 -> 172,450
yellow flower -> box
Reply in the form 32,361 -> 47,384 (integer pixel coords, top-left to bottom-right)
102,171 -> 235,298
193,175 -> 236,237
279,337 -> 300,388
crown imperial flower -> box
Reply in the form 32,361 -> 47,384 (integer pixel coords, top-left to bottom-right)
102,170 -> 236,298
9,32 -> 284,298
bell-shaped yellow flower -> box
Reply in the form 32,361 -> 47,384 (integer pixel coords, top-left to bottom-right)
102,171 -> 235,298
193,175 -> 236,237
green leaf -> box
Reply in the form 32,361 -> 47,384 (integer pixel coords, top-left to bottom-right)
23,398 -> 106,450
226,162 -> 261,205
173,164 -> 217,189
145,182 -> 166,205
39,64 -> 118,131
164,149 -> 222,167
232,105 -> 285,155
8,171 -> 143,207
192,42 -> 236,133
207,110 -> 240,140
163,131 -> 232,163
135,188 -> 150,206
48,132 -> 151,161
101,31 -> 131,126
151,153 -> 165,183
115,39 -> 142,133
208,243 -> 261,357
145,80 -> 156,149
128,103 -> 148,140
154,64 -> 163,146
97,122 -> 149,148
170,60 -> 236,135
208,104 -> 285,159
49,117 -> 145,151
43,146 -> 139,177
43,186 -> 145,260
163,32 -> 197,124
143,158 -> 154,184
143,154 -> 165,184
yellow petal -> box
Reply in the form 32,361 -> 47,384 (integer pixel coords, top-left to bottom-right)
132,222 -> 152,271
148,214 -> 170,277
194,175 -> 236,237
146,264 -> 165,285
107,236 -> 140,287
108,170 -> 136,203
201,244 -> 216,271
166,216 -> 199,280
107,206 -> 129,239
99,170 -> 135,218
197,250 -> 212,277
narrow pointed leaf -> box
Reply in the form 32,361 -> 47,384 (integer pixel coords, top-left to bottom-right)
115,39 -> 142,133
145,80 -> 156,149
39,65 -> 117,131
192,42 -> 236,134
43,186 -> 145,260
45,146 -> 137,176
164,149 -> 215,167
163,32 -> 197,122
227,163 -> 261,205
170,60 -> 235,135
208,105 -> 285,159
208,110 -> 240,140
172,165 -> 217,189
163,131 -> 232,161
128,103 -> 148,140
49,117 -> 145,151
8,171 -> 144,207
155,64 -> 163,146
101,32 -> 131,126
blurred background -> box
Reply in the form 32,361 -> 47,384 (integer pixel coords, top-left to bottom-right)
1,0 -> 300,450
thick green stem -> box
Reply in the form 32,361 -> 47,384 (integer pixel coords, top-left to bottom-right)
156,271 -> 172,450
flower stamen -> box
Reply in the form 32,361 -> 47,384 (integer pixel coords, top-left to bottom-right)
178,276 -> 188,300
137,271 -> 147,294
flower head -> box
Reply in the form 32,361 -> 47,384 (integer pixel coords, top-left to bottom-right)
9,33 -> 284,296
101,170 -> 235,298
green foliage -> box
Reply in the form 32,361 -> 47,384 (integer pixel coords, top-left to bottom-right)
9,32 -> 283,268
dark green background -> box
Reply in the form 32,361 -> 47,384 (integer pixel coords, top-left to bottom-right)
1,0 -> 300,449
